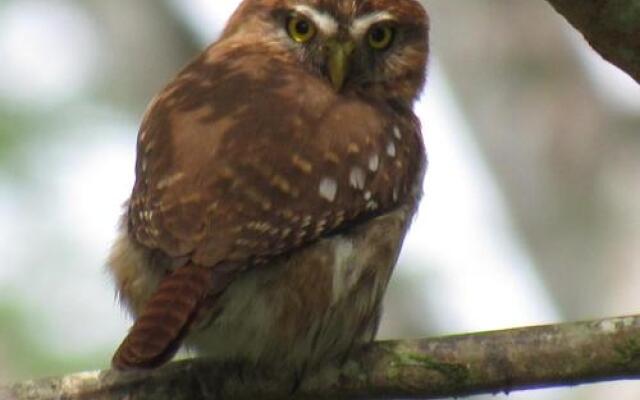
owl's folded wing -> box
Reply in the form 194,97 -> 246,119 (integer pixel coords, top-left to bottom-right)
128,51 -> 422,268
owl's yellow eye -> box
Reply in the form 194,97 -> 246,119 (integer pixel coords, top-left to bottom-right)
287,15 -> 316,43
368,25 -> 395,50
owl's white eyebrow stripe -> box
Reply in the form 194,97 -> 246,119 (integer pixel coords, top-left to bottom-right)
350,11 -> 396,38
292,5 -> 338,35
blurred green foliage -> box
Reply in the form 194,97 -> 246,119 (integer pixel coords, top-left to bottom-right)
0,301 -> 109,381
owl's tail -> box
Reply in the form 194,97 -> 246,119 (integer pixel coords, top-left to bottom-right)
112,263 -> 216,370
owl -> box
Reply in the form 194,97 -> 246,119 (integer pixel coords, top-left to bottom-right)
108,0 -> 430,372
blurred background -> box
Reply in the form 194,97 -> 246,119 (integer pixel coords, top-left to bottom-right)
0,0 -> 638,398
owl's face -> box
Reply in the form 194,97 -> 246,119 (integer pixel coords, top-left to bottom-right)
222,0 -> 429,104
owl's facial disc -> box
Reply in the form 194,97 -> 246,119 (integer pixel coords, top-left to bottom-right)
285,6 -> 398,92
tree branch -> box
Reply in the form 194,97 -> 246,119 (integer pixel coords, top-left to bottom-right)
544,0 -> 640,83
4,314 -> 640,399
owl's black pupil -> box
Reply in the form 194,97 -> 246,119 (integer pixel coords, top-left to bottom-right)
371,28 -> 387,43
296,20 -> 310,35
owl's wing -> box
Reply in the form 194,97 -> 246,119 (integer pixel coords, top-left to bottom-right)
113,49 -> 424,369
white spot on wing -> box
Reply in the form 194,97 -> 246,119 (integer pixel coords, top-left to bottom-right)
319,177 -> 338,202
302,214 -> 313,228
368,154 -> 380,172
293,5 -> 338,35
156,172 -> 185,190
350,11 -> 395,38
349,167 -> 366,190
387,142 -> 397,157
393,125 -> 402,140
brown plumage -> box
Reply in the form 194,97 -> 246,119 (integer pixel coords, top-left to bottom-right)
109,0 -> 429,372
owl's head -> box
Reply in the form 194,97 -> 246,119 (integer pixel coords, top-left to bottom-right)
222,0 -> 429,104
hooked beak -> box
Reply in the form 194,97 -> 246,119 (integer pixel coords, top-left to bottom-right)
327,40 -> 355,91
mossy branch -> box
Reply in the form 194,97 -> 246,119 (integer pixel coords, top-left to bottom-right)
544,0 -> 640,83
4,314 -> 640,399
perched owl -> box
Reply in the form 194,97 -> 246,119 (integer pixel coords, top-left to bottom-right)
108,0 -> 430,372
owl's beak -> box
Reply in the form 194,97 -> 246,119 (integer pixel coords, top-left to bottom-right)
327,40 -> 355,91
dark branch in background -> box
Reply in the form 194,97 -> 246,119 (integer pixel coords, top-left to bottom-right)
544,0 -> 640,83
4,315 -> 640,400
